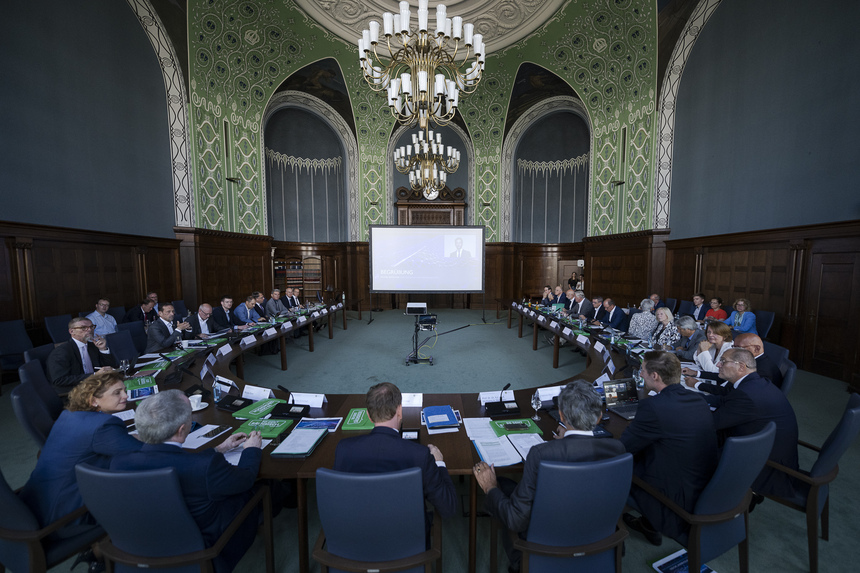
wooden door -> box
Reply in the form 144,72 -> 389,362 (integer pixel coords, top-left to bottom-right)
802,252 -> 860,388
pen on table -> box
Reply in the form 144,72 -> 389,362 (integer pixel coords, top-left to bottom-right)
551,421 -> 567,438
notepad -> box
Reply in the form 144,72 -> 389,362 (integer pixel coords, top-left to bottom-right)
271,428 -> 327,458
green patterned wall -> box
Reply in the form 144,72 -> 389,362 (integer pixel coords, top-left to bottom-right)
187,0 -> 656,240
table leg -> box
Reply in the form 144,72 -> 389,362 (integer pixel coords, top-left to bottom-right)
280,334 -> 288,371
308,322 -> 314,352
358,301 -> 362,320
328,310 -> 334,339
342,306 -> 347,330
518,314 -> 524,338
532,322 -> 538,351
507,307 -> 512,329
298,477 -> 308,573
553,333 -> 560,368
469,475 -> 477,573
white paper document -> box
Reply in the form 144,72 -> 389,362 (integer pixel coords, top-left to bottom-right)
478,390 -> 515,405
182,424 -> 231,449
223,439 -> 273,466
402,393 -> 423,407
508,433 -> 545,460
113,409 -> 135,422
473,437 -> 521,467
463,418 -> 497,440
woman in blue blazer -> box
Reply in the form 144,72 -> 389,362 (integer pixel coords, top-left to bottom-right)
722,298 -> 758,335
19,370 -> 142,527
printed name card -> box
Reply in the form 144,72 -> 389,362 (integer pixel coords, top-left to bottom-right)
330,305 -> 337,312
216,344 -> 232,358
311,312 -> 320,318
529,310 -> 536,317
563,327 -> 573,336
320,308 -> 328,315
537,386 -> 565,401
401,393 -> 424,407
242,384 -> 275,401
576,334 -> 589,345
206,353 -> 216,366
199,364 -> 210,380
593,341 -> 605,354
511,301 -> 517,307
594,373 -> 610,388
290,392 -> 327,408
264,327 -> 277,337
478,390 -> 515,405
550,321 -> 558,329
537,315 -> 546,323
297,316 -> 308,324
240,335 -> 256,347
281,321 -> 293,331
337,302 -> 343,309
606,359 -> 617,374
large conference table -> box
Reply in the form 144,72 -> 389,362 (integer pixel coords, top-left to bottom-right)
146,302 -> 639,573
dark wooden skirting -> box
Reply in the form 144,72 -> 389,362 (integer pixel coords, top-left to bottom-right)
3,220 -> 858,387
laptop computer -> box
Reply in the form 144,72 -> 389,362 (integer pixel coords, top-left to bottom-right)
603,378 -> 640,420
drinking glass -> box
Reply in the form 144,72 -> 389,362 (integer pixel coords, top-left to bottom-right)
531,390 -> 542,421
633,368 -> 644,390
119,359 -> 130,378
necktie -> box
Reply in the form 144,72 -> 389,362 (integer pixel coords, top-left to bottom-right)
81,344 -> 94,374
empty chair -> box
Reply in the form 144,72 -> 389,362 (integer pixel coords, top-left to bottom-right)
633,422 -> 776,573
116,321 -> 147,355
762,341 -> 789,367
0,319 -> 34,383
24,343 -> 55,379
44,314 -> 73,344
664,297 -> 678,314
171,300 -> 189,319
75,463 -> 274,573
490,454 -> 633,573
756,310 -> 775,339
762,394 -> 860,573
105,330 -> 139,368
677,299 -> 695,317
107,306 -> 126,323
11,382 -> 57,448
18,360 -> 64,421
779,358 -> 797,397
314,467 -> 441,573
0,467 -> 104,573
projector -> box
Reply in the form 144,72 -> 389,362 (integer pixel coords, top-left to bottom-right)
406,302 -> 428,315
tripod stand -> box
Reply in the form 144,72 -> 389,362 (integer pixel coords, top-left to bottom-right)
406,314 -> 434,366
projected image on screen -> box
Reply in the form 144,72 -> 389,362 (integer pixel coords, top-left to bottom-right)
370,225 -> 485,293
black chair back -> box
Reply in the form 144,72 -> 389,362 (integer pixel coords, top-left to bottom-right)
107,306 -> 126,323
0,319 -> 33,372
664,297 -> 678,314
171,300 -> 189,320
24,342 -> 55,379
44,314 -> 73,344
18,360 -> 64,420
762,341 -> 789,366
677,299 -> 695,317
779,358 -> 797,397
105,330 -> 139,367
756,310 -> 775,339
116,321 -> 147,355
11,382 -> 56,448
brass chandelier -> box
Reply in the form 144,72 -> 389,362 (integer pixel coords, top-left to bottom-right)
358,0 -> 486,130
394,127 -> 460,200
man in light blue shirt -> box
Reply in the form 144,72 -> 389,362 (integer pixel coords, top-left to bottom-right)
235,295 -> 261,324
86,298 -> 117,336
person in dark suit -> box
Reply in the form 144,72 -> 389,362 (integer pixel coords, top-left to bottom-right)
597,298 -> 627,330
145,303 -> 190,353
333,382 -> 457,529
122,299 -> 157,324
448,237 -> 471,258
474,380 -> 626,571
47,317 -> 118,387
709,348 -> 799,501
649,293 -> 667,310
111,389 -> 266,573
539,285 -> 555,306
251,291 -> 269,321
553,286 -> 568,305
673,315 -> 706,360
186,303 -> 214,339
210,295 -> 248,330
682,333 -> 783,390
620,351 -> 719,545
563,289 -> 589,317
691,293 -> 708,322
581,296 -> 606,322
20,371 -> 142,528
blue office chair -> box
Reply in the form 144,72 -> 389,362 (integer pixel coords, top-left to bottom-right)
18,360 -> 64,421
778,358 -> 797,397
0,467 -> 104,573
314,467 -> 441,573
677,300 -> 695,317
755,310 -> 775,339
171,300 -> 189,320
491,454 -> 633,573
107,306 -> 126,323
44,314 -> 73,344
664,298 -> 678,314
762,394 -> 860,573
762,341 -> 789,367
24,343 -> 55,379
633,422 -> 776,573
11,382 -> 57,449
0,320 -> 33,393
75,463 -> 274,573
105,330 -> 139,368
116,321 -> 147,355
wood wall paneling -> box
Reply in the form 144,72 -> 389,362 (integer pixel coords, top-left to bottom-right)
583,230 -> 669,308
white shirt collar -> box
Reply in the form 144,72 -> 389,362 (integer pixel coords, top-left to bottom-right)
564,429 -> 594,437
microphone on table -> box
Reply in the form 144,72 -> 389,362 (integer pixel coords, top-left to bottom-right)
499,383 -> 511,402
277,385 -> 294,403
485,382 -> 520,418
276,385 -> 309,418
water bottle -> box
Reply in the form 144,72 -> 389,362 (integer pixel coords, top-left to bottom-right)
212,380 -> 222,403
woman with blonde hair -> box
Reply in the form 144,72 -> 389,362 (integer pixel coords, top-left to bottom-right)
20,370 -> 142,527
723,298 -> 757,335
654,307 -> 681,348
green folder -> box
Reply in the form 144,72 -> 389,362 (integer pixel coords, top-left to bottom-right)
233,418 -> 293,439
124,376 -> 157,391
231,398 -> 286,420
342,408 -> 375,431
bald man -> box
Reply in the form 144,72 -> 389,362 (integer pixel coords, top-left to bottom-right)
684,332 -> 783,392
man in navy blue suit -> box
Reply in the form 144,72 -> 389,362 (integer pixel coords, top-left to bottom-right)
111,390 -> 265,572
710,347 -> 799,501
620,351 -> 719,545
597,298 -> 627,330
334,382 -> 457,525
473,380 -> 626,571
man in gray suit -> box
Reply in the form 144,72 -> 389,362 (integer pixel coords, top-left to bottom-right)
673,315 -> 706,360
474,380 -> 625,571
145,303 -> 190,353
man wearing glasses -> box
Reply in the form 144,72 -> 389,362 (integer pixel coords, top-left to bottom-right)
187,303 -> 214,339
47,317 -> 117,388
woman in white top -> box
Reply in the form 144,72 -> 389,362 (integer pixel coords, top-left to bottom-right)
693,321 -> 734,372
627,298 -> 658,340
654,307 -> 681,348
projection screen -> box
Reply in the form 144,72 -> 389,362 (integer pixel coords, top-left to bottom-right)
369,225 -> 485,293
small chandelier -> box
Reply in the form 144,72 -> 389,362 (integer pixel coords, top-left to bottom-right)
358,0 -> 486,130
394,128 -> 460,200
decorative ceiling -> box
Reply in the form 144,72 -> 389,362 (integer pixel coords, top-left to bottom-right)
292,0 -> 567,54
